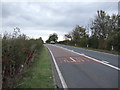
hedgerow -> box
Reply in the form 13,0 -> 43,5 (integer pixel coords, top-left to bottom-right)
2,28 -> 43,88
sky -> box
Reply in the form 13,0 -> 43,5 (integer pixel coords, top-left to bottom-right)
1,1 -> 118,42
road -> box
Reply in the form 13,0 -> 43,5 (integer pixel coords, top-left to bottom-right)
45,44 -> 119,88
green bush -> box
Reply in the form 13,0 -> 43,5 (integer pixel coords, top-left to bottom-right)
2,28 -> 43,88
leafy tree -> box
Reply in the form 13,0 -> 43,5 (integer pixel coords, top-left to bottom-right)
64,33 -> 72,40
91,10 -> 118,49
71,25 -> 88,46
88,35 -> 99,48
46,33 -> 58,43
60,10 -> 119,52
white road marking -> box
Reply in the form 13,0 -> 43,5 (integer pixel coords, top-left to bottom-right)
65,60 -> 68,62
82,54 -> 120,71
81,59 -> 84,62
71,50 -> 74,52
102,60 -> 109,64
46,45 -> 68,88
52,44 -> 120,71
75,57 -> 83,62
64,60 -> 67,62
70,57 -> 76,62
80,53 -> 85,56
66,59 -> 70,62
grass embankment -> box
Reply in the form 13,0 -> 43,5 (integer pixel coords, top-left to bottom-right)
14,45 -> 54,88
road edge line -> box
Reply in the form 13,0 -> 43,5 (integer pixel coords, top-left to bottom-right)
46,46 -> 68,88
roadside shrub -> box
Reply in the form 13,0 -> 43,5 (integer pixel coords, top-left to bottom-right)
2,28 -> 43,88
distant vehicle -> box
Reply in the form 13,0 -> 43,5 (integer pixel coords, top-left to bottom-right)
50,41 -> 55,44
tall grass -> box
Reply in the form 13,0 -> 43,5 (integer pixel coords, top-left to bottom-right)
2,28 -> 43,88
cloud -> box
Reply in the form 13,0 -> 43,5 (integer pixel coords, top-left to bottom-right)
1,2 -> 118,41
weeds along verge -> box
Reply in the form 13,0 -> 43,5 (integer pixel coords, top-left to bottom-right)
2,28 -> 43,88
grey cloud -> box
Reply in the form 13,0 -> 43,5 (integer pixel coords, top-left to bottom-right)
1,2 -> 118,41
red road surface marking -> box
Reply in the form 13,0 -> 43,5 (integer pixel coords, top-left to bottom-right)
55,55 -> 100,65
79,55 -> 100,63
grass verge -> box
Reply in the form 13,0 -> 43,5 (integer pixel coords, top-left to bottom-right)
14,45 -> 54,88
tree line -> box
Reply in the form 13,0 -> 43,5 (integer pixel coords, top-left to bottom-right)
2,27 -> 43,88
59,10 -> 119,52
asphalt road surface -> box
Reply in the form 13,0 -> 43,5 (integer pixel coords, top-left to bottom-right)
45,44 -> 119,88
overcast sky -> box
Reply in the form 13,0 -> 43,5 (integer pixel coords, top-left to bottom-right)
1,1 -> 118,41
